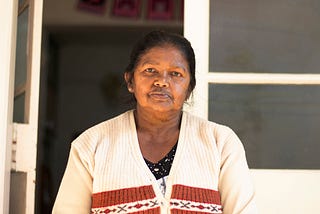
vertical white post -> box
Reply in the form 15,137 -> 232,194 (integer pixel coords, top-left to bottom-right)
27,0 -> 44,212
21,0 -> 43,213
183,0 -> 210,119
0,0 -> 18,213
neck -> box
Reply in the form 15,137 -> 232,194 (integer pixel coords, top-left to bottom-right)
134,107 -> 182,134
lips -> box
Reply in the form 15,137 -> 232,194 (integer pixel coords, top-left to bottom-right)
149,91 -> 172,100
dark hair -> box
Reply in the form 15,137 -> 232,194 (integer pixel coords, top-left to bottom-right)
125,30 -> 196,93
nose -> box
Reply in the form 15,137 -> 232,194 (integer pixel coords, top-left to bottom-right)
154,73 -> 169,87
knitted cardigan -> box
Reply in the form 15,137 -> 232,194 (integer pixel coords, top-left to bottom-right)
52,110 -> 257,214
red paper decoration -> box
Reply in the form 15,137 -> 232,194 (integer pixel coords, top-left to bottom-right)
113,0 -> 141,17
147,0 -> 174,20
77,0 -> 107,14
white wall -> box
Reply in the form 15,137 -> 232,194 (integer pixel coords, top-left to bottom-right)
252,169 -> 320,213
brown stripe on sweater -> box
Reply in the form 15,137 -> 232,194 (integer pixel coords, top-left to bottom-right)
171,184 -> 221,205
92,185 -> 156,208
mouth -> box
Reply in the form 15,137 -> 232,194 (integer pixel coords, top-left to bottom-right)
148,91 -> 172,100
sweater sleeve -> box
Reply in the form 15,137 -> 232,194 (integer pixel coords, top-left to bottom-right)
217,127 -> 258,214
52,143 -> 93,214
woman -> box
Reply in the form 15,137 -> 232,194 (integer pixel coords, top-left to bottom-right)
52,31 -> 257,213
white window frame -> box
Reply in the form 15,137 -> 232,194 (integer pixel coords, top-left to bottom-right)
0,0 -> 43,213
209,72 -> 320,85
184,1 -> 320,213
0,1 -> 18,212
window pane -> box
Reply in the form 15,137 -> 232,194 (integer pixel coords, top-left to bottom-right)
209,84 -> 320,169
19,0 -> 26,7
13,92 -> 25,123
209,0 -> 320,73
15,6 -> 29,88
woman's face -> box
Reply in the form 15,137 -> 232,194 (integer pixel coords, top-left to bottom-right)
126,45 -> 191,114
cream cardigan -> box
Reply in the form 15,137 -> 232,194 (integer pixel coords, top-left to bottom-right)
52,110 -> 257,214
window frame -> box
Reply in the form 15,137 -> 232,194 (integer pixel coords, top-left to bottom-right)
183,0 -> 320,213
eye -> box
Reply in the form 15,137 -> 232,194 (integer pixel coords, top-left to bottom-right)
171,71 -> 182,77
144,68 -> 156,73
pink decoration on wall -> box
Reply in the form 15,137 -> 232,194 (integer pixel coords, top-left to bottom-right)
147,0 -> 174,20
77,0 -> 107,14
113,0 -> 141,18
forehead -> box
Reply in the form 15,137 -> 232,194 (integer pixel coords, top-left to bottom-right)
139,45 -> 187,64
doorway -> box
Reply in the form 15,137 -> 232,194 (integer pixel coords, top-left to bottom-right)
36,1 -> 183,213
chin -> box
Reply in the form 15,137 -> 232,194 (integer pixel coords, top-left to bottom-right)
138,101 -> 182,113
151,106 -> 181,113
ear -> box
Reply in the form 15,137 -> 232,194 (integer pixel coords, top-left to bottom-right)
124,72 -> 134,93
185,91 -> 191,101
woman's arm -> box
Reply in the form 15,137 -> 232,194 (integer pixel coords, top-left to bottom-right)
218,129 -> 258,214
52,144 -> 93,213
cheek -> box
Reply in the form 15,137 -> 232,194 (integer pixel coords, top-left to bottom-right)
133,77 -> 145,89
175,81 -> 191,100
132,77 -> 150,98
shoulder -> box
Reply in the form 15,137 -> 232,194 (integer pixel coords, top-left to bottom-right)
183,111 -> 234,137
71,110 -> 134,154
182,111 -> 242,150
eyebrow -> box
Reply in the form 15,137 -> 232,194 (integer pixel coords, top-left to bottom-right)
141,60 -> 187,72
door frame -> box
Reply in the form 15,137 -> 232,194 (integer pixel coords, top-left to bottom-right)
0,0 -> 18,212
0,0 -> 43,213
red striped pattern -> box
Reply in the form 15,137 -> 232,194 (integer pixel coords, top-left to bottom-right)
170,208 -> 220,214
92,185 -> 156,208
171,184 -> 221,205
91,206 -> 160,214
127,207 -> 160,214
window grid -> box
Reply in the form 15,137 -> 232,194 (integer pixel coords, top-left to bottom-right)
208,72 -> 320,85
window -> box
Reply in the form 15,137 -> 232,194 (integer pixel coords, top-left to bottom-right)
208,0 -> 320,169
